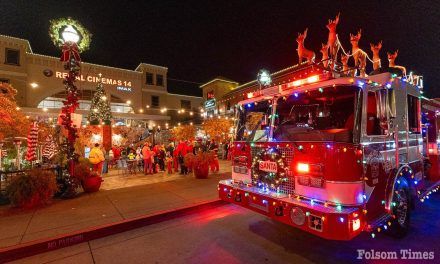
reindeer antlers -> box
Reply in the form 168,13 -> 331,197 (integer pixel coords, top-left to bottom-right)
327,12 -> 340,25
350,29 -> 362,41
370,41 -> 382,49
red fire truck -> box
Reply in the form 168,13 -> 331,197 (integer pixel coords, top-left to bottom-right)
219,64 -> 440,240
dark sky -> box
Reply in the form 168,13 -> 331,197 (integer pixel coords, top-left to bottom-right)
1,0 -> 439,97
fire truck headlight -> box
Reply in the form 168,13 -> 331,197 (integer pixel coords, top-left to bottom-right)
297,163 -> 310,173
306,75 -> 319,83
290,207 -> 306,226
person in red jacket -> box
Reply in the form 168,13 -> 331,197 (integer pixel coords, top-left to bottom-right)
173,148 -> 179,173
166,152 -> 173,174
142,144 -> 153,174
209,139 -> 219,173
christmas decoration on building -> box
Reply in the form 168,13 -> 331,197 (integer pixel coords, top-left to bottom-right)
88,74 -> 112,125
42,135 -> 57,160
25,122 -> 38,161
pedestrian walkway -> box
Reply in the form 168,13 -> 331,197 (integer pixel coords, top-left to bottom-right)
0,160 -> 231,249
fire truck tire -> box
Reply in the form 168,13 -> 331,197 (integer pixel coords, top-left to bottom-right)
389,182 -> 410,238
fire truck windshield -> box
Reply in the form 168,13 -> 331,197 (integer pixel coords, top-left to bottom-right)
273,85 -> 362,143
235,99 -> 272,142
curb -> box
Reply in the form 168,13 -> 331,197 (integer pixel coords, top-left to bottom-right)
0,199 -> 227,263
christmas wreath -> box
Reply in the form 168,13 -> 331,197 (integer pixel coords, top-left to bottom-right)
251,147 -> 287,189
49,17 -> 92,52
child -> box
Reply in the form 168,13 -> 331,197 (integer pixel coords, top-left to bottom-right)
166,152 -> 173,174
127,150 -> 136,174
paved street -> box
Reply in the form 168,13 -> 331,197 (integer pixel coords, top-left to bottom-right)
11,192 -> 440,264
0,161 -> 230,249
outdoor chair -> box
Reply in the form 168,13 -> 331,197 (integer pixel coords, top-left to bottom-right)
116,159 -> 129,175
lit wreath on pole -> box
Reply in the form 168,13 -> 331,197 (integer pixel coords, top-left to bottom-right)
49,18 -> 91,190
251,147 -> 288,189
49,17 -> 91,53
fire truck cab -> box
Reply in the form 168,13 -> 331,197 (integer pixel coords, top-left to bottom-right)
219,65 -> 440,240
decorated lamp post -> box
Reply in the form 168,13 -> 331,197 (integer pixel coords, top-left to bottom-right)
49,18 -> 91,176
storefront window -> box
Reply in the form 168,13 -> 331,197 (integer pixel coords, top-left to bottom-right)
37,98 -> 134,113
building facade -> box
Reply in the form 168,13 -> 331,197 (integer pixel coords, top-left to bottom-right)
0,35 -> 203,128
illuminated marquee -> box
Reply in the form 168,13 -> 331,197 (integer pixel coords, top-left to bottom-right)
204,99 -> 216,108
55,71 -> 132,87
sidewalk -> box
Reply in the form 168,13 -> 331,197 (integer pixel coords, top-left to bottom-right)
0,160 -> 231,249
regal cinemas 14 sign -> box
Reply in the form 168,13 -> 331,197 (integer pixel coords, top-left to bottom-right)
54,71 -> 132,89
258,160 -> 277,173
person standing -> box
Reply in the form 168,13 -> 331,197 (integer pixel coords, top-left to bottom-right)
89,143 -> 105,175
142,144 -> 153,174
166,152 -> 173,174
102,147 -> 109,174
173,147 -> 179,173
223,142 -> 229,160
209,140 -> 219,173
177,140 -> 188,174
158,145 -> 166,171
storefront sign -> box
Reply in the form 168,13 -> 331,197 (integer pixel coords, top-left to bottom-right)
207,90 -> 215,99
258,160 -> 277,173
116,86 -> 132,92
54,71 -> 132,87
204,99 -> 216,108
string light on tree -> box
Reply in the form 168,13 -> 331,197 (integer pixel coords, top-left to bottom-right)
88,73 -> 112,125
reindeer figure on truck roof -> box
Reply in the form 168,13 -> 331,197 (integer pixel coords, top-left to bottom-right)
296,28 -> 315,65
350,29 -> 367,77
326,12 -> 340,68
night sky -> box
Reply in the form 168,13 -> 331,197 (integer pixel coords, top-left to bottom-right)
1,0 -> 439,97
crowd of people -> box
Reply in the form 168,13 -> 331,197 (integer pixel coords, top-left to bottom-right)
87,140 -> 231,176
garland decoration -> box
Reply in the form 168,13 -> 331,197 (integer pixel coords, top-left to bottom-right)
251,147 -> 288,189
49,17 -> 92,52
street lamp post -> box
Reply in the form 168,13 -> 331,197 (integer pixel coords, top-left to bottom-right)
49,18 -> 91,178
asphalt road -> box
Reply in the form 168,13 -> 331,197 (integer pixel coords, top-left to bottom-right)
12,192 -> 440,264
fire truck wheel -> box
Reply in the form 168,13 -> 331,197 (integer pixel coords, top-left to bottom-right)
389,183 -> 410,238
